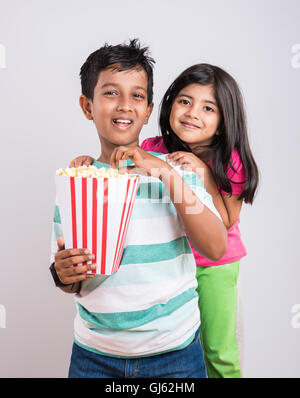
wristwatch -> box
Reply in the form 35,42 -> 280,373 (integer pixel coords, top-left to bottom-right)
49,262 -> 71,287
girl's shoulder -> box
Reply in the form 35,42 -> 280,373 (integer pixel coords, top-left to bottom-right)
140,136 -> 168,154
229,148 -> 244,175
231,148 -> 242,164
224,148 -> 246,194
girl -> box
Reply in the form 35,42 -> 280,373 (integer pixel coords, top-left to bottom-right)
70,63 -> 259,378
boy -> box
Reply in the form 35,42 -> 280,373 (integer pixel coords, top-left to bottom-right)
50,39 -> 227,378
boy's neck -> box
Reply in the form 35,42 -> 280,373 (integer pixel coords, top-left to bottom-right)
97,137 -> 139,165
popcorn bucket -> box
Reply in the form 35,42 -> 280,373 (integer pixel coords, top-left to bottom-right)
55,172 -> 140,275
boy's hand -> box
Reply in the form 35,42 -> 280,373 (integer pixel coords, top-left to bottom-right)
54,237 -> 97,285
110,146 -> 169,178
69,155 -> 95,168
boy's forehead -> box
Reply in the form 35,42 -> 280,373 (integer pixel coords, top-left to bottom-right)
96,65 -> 148,89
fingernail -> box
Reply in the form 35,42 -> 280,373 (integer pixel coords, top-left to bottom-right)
84,249 -> 90,254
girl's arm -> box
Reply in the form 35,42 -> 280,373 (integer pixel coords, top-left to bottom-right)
220,194 -> 243,229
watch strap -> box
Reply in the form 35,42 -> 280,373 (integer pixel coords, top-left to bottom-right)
49,262 -> 71,287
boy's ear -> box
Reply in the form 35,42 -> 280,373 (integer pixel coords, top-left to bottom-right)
79,95 -> 93,120
144,102 -> 154,125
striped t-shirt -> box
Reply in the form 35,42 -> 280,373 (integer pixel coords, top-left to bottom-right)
51,153 -> 221,358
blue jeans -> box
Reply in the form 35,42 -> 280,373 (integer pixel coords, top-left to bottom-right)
68,328 -> 206,378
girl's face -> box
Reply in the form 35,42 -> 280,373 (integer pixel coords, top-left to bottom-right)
169,83 -> 220,150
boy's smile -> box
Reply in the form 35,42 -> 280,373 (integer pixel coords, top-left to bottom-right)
80,65 -> 153,159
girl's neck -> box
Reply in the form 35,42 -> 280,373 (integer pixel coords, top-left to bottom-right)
188,143 -> 211,163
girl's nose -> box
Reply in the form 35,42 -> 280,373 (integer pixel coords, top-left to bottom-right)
185,106 -> 201,120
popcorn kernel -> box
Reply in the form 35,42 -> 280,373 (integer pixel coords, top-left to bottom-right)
56,165 -> 127,178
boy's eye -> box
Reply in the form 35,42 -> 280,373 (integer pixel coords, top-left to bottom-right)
104,90 -> 118,96
179,99 -> 190,105
133,93 -> 145,99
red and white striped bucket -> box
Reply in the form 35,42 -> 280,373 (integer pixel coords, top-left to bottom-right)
55,175 -> 140,275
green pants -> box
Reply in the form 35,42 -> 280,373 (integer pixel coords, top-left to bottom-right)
196,261 -> 242,378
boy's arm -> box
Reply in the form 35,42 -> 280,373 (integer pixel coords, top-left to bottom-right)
110,146 -> 227,261
53,237 -> 96,293
192,162 -> 231,228
194,164 -> 243,229
69,155 -> 95,168
166,151 -> 243,230
50,203 -> 96,294
159,166 -> 227,261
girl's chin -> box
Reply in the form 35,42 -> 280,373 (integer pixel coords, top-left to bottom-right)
176,134 -> 200,144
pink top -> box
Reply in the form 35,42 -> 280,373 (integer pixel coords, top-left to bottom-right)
140,136 -> 247,267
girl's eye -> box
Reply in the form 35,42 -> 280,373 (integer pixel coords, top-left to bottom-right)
204,106 -> 214,112
179,99 -> 190,105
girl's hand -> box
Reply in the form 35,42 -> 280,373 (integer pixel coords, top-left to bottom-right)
167,151 -> 206,173
110,146 -> 169,178
69,155 -> 95,168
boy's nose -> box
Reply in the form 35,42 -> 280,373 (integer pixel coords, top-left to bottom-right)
116,99 -> 133,112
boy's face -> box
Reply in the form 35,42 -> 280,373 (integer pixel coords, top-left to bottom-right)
80,65 -> 153,148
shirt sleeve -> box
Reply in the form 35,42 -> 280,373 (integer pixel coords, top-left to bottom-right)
140,138 -> 153,151
50,199 -> 63,264
163,155 -> 221,220
220,149 -> 246,195
140,136 -> 168,154
181,172 -> 222,220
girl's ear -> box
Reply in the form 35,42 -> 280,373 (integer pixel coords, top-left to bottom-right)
79,95 -> 93,120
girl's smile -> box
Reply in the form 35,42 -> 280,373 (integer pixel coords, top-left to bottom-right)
169,83 -> 220,148
180,120 -> 201,129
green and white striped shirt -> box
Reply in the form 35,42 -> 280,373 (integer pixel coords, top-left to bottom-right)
51,153 -> 220,358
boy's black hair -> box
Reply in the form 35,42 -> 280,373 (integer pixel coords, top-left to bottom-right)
159,64 -> 259,204
80,39 -> 155,105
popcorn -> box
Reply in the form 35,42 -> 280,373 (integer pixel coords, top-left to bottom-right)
56,165 -> 124,178
55,165 -> 140,275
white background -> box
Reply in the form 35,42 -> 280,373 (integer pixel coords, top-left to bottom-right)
0,0 -> 299,377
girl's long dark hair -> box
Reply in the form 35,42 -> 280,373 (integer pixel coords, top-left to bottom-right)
159,64 -> 259,204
